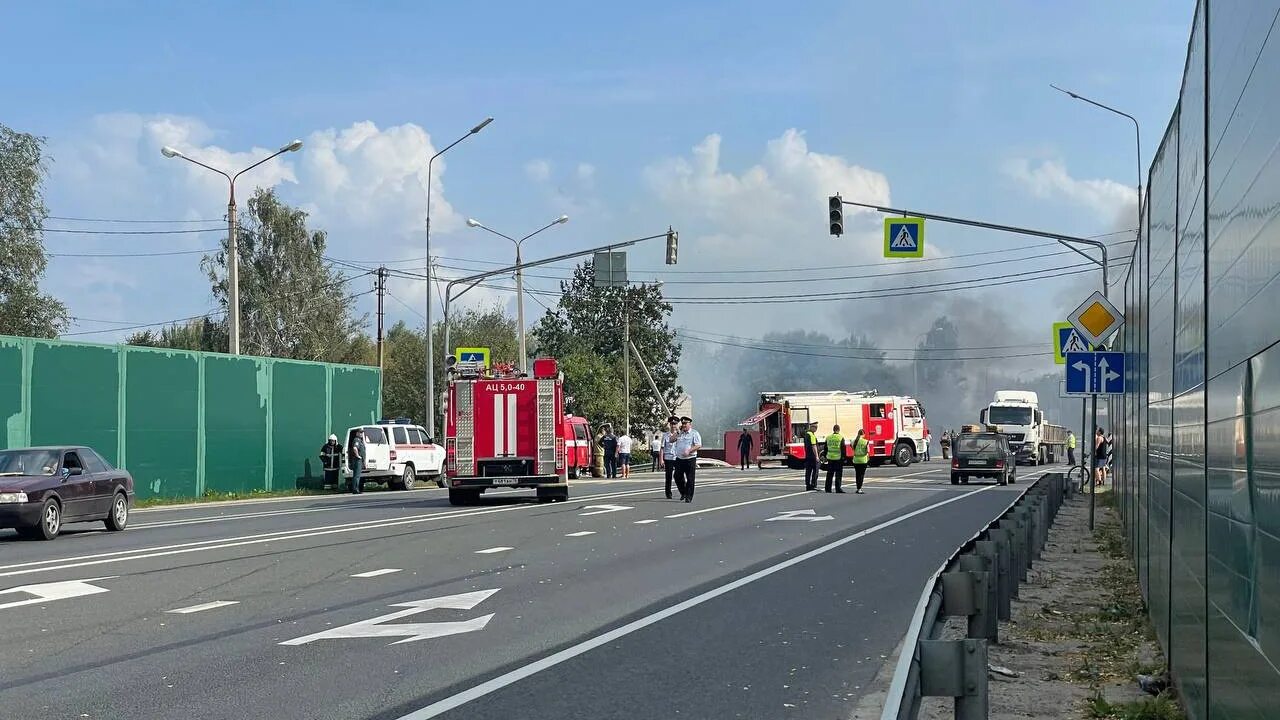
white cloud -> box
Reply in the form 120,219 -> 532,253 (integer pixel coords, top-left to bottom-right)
1003,158 -> 1136,223
576,163 -> 596,186
524,159 -> 552,184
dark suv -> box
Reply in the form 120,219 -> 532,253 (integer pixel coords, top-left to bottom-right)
950,433 -> 1017,486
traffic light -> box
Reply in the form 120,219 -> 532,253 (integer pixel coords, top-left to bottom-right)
665,226 -> 678,265
829,195 -> 843,236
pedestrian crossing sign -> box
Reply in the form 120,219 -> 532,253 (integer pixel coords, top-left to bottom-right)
1053,321 -> 1093,365
884,217 -> 925,258
455,347 -> 490,368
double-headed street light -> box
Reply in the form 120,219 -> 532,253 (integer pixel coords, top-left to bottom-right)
160,139 -> 303,355
465,214 -> 570,371
424,116 -> 493,437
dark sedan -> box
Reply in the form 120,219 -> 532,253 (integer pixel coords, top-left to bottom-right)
0,446 -> 134,540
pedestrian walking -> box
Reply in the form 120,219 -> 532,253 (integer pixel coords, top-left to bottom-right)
824,424 -> 847,493
803,422 -> 820,491
1093,427 -> 1107,487
672,416 -> 702,502
347,428 -> 366,494
662,416 -> 680,498
851,428 -> 869,494
319,434 -> 343,489
617,431 -> 633,479
737,429 -> 754,471
1067,430 -> 1077,467
650,432 -> 663,472
600,425 -> 619,479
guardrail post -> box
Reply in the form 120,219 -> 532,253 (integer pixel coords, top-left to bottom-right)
985,528 -> 1013,620
972,540 -> 1001,639
919,639 -> 989,720
955,555 -> 994,641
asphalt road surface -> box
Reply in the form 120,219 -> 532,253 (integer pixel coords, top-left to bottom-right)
0,462 -> 1060,719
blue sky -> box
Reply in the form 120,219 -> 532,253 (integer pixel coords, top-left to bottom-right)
4,0 -> 1192,377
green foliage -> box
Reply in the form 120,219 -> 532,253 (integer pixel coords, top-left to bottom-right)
127,317 -> 224,352
559,349 -> 625,427
0,124 -> 69,338
199,188 -> 368,362
532,260 -> 681,433
1087,692 -> 1183,720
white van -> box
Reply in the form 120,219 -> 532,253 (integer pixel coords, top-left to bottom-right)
344,418 -> 445,491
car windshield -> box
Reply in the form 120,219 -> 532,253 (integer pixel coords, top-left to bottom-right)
987,406 -> 1032,425
0,449 -> 61,476
956,436 -> 1003,457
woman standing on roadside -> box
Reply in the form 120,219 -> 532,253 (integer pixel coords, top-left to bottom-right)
851,429 -> 870,494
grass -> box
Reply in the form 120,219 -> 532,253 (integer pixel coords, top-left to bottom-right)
135,487 -> 334,508
1087,692 -> 1183,720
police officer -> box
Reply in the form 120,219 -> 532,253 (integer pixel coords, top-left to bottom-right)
803,422 -> 820,491
347,428 -> 366,494
662,416 -> 680,499
672,416 -> 702,502
825,424 -> 847,493
319,434 -> 343,488
600,425 -> 619,479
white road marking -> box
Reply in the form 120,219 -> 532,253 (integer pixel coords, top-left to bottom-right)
664,490 -> 814,519
578,504 -> 632,516
475,547 -> 513,554
0,577 -> 116,611
765,509 -> 833,522
633,519 -> 659,525
0,481 -> 745,580
166,600 -> 240,614
351,568 -> 402,578
392,485 -> 1000,719
282,589 -> 498,646
564,531 -> 596,537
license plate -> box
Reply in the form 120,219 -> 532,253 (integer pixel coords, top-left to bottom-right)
969,460 -> 989,466
491,477 -> 519,486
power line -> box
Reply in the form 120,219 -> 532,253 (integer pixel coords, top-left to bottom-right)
674,331 -> 1055,361
677,328 -> 1045,352
47,215 -> 223,224
63,311 -> 221,337
40,227 -> 225,235
50,248 -> 216,258
386,291 -> 425,319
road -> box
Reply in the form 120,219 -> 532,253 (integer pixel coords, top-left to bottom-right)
0,462 -> 1058,719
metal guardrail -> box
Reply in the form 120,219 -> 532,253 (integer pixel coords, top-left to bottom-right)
880,472 -> 1072,719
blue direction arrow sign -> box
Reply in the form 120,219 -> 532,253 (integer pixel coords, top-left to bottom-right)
1064,351 -> 1125,395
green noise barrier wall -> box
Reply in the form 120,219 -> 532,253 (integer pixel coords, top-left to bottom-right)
0,335 -> 381,500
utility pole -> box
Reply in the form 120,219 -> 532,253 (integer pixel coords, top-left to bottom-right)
623,287 -> 631,437
375,266 -> 388,371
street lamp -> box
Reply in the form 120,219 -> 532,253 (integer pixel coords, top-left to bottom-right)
160,139 -> 303,355
425,116 -> 493,437
1050,84 -> 1143,244
465,214 -> 570,371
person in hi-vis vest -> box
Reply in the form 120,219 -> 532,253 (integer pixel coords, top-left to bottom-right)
851,429 -> 870,494
803,423 -> 820,491
825,424 -> 848,493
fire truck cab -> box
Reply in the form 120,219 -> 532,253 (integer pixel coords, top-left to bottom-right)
444,356 -> 570,505
744,390 -> 928,469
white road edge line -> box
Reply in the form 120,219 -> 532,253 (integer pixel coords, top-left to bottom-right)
166,600 -> 240,614
475,547 -> 513,554
564,531 -> 596,537
0,479 -> 747,578
632,519 -> 659,525
351,568 -> 402,578
663,490 -> 814,519
393,484 -> 1000,720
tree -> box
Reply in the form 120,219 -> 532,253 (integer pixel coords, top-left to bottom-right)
532,260 -> 682,433
559,349 -> 625,428
126,317 -> 224,351
199,188 -> 367,362
0,124 -> 69,338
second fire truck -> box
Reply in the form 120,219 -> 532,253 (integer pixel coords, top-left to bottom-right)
741,390 -> 929,469
443,356 -> 571,505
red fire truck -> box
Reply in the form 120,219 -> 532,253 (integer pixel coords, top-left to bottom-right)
443,356 -> 570,505
741,390 -> 928,469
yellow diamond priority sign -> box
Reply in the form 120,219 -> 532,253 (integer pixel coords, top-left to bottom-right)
1067,291 -> 1123,347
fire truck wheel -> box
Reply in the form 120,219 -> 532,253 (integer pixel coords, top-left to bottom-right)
537,488 -> 569,503
568,467 -> 578,480
893,442 -> 913,467
449,490 -> 480,506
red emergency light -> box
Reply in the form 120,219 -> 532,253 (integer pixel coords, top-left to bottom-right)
532,357 -> 559,379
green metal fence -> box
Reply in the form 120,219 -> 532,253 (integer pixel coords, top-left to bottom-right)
0,335 -> 381,500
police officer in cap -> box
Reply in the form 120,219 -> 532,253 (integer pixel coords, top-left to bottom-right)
671,415 -> 702,502
662,415 -> 680,499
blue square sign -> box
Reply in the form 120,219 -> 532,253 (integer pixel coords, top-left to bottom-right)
1065,351 -> 1125,395
883,217 -> 924,258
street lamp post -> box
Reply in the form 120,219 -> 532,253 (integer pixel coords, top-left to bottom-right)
424,117 -> 493,437
1051,84 -> 1143,529
161,139 -> 303,355
465,215 -> 569,371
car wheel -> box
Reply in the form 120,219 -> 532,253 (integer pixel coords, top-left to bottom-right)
105,492 -> 129,531
999,471 -> 1008,486
950,473 -> 960,485
399,465 -> 416,491
893,443 -> 913,467
33,498 -> 61,540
